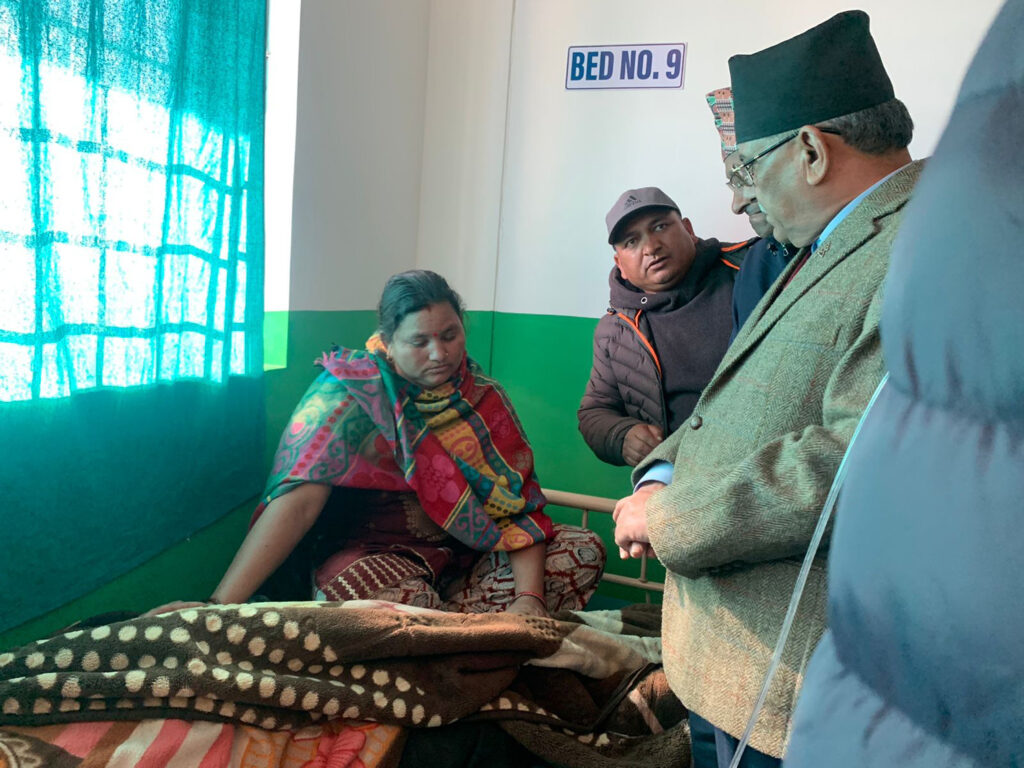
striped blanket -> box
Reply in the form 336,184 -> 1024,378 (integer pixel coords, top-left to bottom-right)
0,719 -> 402,767
0,602 -> 688,767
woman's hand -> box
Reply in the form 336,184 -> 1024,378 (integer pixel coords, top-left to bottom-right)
143,600 -> 208,617
506,592 -> 549,618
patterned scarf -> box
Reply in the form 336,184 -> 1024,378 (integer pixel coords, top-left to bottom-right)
255,339 -> 552,552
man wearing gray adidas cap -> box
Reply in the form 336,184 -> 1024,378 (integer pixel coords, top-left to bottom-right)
577,186 -> 740,466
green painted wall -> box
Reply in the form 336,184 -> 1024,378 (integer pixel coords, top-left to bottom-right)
0,309 -> 656,650
0,502 -> 254,649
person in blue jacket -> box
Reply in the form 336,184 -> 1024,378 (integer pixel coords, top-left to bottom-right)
706,87 -> 794,341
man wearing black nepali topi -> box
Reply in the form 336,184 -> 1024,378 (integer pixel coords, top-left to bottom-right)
611,10 -> 925,768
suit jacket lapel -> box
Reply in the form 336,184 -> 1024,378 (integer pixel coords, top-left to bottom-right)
715,160 -> 924,378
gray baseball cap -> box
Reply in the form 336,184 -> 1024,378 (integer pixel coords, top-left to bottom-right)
605,187 -> 680,244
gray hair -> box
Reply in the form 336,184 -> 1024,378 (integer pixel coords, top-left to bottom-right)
817,98 -> 914,155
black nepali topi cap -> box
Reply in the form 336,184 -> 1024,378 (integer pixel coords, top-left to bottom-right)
729,10 -> 895,144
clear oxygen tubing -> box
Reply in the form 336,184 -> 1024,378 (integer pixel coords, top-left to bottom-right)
727,372 -> 890,768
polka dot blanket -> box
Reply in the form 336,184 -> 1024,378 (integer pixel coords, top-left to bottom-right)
0,601 -> 689,767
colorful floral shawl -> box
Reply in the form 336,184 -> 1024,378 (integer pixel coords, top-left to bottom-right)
256,344 -> 552,552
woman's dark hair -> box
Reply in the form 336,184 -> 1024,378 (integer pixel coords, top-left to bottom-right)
377,270 -> 465,341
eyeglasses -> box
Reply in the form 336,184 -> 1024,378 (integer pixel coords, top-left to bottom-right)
726,127 -> 842,191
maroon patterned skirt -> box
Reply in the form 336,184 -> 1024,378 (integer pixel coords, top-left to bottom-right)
311,489 -> 605,613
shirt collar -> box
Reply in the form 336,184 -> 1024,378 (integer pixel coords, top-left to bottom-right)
811,163 -> 909,252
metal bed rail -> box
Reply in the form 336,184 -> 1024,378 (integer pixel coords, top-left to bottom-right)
541,488 -> 664,598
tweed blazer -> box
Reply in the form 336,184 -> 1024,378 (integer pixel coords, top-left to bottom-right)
635,160 -> 925,758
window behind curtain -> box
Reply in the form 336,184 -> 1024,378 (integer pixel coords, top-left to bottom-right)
0,0 -> 264,399
0,0 -> 267,632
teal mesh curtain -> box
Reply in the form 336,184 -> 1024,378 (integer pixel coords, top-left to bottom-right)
0,0 -> 266,631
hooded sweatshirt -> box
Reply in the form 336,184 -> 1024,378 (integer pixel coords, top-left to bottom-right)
578,239 -> 737,465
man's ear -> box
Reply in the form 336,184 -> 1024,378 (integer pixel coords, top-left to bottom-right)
680,217 -> 696,240
798,126 -> 832,186
613,250 -> 622,272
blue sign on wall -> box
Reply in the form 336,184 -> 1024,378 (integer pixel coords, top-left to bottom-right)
565,43 -> 687,90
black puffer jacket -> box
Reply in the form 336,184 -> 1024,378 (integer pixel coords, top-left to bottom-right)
577,239 -> 740,465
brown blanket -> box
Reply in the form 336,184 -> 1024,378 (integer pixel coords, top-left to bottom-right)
0,601 -> 688,767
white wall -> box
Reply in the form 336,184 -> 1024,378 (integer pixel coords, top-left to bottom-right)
264,0 -> 301,313
283,0 -> 1003,316
415,0 -> 514,311
493,0 -> 1003,317
287,0 -> 431,312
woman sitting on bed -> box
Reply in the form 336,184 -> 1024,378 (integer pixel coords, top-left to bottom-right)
153,270 -> 604,618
